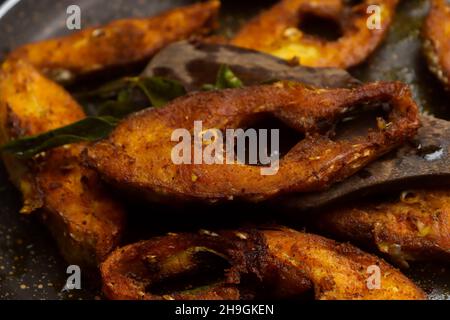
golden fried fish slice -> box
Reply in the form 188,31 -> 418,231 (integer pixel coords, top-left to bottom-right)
9,0 -> 220,83
231,0 -> 398,68
85,81 -> 419,203
0,59 -> 125,267
423,0 -> 450,90
264,228 -> 426,300
0,1 -> 220,266
101,228 -> 426,300
314,189 -> 450,267
101,230 -> 312,300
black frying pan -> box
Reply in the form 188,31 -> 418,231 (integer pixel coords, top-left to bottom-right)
0,0 -> 448,300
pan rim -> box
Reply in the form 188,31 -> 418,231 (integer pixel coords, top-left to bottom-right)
0,0 -> 21,20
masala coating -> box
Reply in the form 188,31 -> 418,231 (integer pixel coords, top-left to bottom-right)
314,189 -> 450,267
8,0 -> 220,83
423,0 -> 450,89
0,59 -> 126,267
101,228 -> 426,300
0,1 -> 220,266
231,0 -> 398,68
85,81 -> 420,203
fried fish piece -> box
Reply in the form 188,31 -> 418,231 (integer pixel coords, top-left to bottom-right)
314,189 -> 450,267
264,228 -> 426,300
85,81 -> 420,203
101,228 -> 426,300
9,0 -> 220,83
0,1 -> 220,266
101,229 -> 312,300
231,0 -> 398,68
0,59 -> 125,267
423,0 -> 450,90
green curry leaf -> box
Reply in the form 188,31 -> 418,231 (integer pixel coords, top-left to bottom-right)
0,116 -> 119,159
77,76 -> 187,115
135,77 -> 187,107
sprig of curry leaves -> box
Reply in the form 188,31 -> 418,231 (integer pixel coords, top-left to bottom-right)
1,66 -> 243,159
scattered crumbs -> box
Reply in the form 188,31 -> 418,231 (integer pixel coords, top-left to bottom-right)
19,284 -> 27,290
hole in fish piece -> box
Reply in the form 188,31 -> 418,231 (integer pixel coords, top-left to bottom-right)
230,113 -> 305,165
145,247 -> 230,295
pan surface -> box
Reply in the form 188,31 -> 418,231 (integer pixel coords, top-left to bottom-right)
0,0 -> 448,300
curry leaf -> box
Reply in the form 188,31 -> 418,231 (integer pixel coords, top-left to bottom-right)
96,88 -> 143,118
0,116 -> 119,159
135,77 -> 187,107
76,78 -> 132,100
77,76 -> 187,115
202,65 -> 244,90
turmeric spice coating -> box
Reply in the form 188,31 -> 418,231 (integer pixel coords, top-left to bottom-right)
8,0 -> 220,83
231,0 -> 398,68
0,59 -> 125,267
0,1 -> 220,266
101,228 -> 426,300
314,189 -> 450,267
85,81 -> 420,203
423,0 -> 450,90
